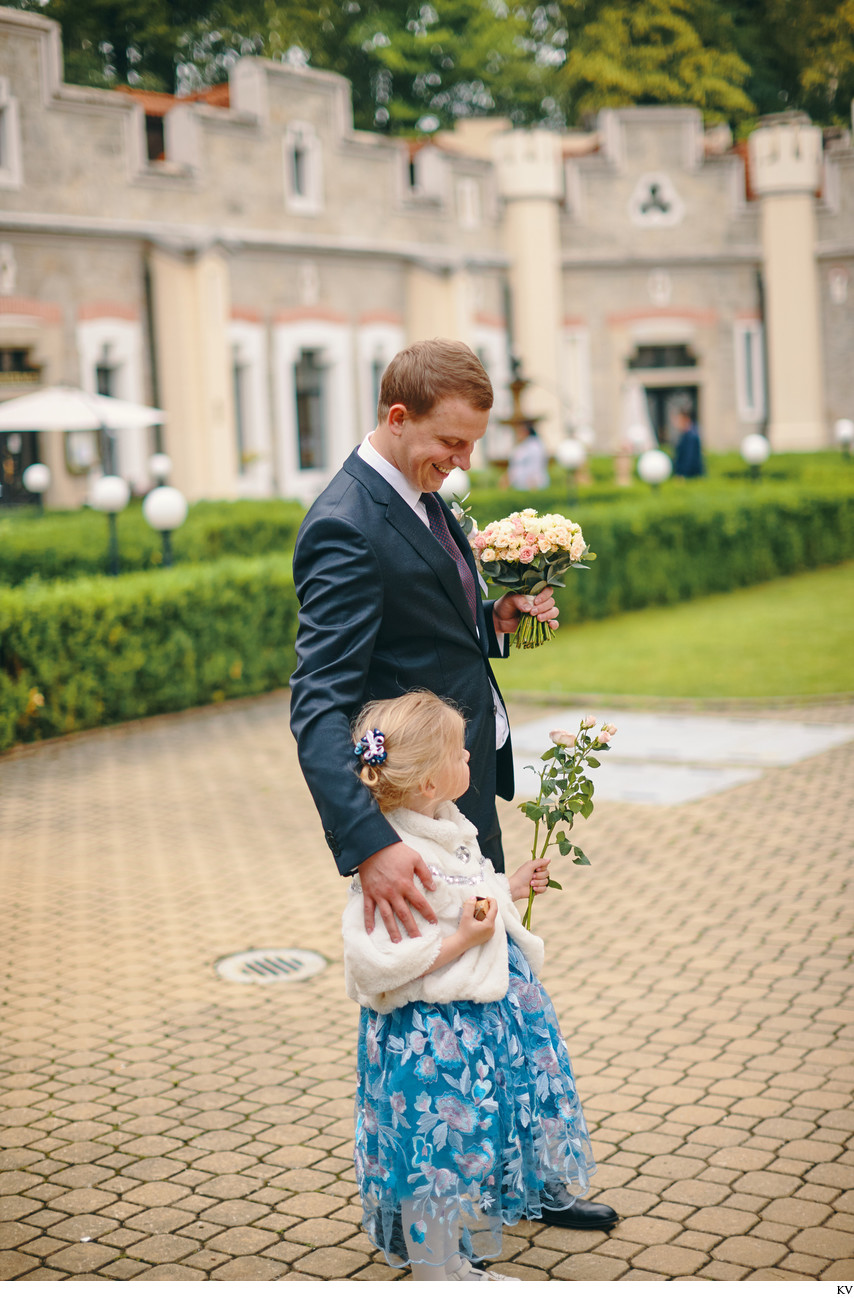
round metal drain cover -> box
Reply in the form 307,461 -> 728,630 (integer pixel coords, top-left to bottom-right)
215,947 -> 328,985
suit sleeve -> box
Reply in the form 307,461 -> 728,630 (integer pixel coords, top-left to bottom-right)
289,512 -> 401,876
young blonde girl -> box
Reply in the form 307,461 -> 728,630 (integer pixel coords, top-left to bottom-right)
343,691 -> 596,1282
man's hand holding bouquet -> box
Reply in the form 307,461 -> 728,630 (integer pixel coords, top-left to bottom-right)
467,507 -> 595,650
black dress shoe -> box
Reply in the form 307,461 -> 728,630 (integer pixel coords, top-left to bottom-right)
537,1197 -> 620,1231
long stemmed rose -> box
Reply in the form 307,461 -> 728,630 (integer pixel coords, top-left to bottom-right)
468,508 -> 595,649
519,716 -> 617,929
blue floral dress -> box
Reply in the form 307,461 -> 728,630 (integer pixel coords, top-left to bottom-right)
354,939 -> 596,1269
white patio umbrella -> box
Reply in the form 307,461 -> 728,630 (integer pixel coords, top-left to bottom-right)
0,385 -> 166,432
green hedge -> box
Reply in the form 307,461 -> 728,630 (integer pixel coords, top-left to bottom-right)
0,554 -> 298,751
2,450 -> 849,587
519,485 -> 854,625
2,473 -> 852,753
0,498 -> 306,586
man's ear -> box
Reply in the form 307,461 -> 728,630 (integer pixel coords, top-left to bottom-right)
387,403 -> 408,432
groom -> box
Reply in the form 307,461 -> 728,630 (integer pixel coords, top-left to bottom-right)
290,339 -> 617,1231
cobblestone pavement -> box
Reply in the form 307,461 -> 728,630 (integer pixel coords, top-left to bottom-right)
1,692 -> 852,1282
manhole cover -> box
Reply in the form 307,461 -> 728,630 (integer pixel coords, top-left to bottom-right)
215,947 -> 328,985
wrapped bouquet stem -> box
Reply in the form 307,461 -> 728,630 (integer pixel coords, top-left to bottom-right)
519,717 -> 617,929
468,508 -> 595,650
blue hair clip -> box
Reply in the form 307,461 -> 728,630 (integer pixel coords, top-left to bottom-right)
354,728 -> 387,767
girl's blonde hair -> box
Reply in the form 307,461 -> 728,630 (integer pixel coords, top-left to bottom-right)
352,691 -> 465,813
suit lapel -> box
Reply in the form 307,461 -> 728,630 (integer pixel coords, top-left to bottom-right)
343,453 -> 481,644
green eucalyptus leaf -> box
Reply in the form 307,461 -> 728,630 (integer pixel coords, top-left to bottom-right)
547,878 -> 563,890
573,848 -> 591,865
558,839 -> 573,855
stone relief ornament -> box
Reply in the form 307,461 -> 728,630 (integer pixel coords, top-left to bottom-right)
629,173 -> 685,228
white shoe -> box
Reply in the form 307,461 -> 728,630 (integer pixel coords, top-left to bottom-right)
445,1257 -> 518,1282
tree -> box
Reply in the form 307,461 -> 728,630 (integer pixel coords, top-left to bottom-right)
555,0 -> 755,125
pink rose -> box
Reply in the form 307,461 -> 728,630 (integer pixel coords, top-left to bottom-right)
582,715 -> 597,729
549,729 -> 576,748
597,731 -> 611,746
606,724 -> 617,736
519,546 -> 535,563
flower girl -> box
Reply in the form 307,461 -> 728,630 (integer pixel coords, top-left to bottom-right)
342,691 -> 597,1281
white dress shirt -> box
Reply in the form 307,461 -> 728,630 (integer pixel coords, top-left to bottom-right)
358,434 -> 509,748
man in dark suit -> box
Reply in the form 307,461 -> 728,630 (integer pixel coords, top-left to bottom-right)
290,339 -> 618,1231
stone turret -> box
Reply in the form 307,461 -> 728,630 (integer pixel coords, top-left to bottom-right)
494,131 -> 564,448
749,114 -> 826,449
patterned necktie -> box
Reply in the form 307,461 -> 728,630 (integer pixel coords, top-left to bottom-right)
421,493 -> 478,626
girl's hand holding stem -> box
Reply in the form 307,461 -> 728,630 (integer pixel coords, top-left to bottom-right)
509,858 -> 551,902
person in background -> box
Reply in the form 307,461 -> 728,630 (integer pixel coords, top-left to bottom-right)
672,405 -> 705,478
506,422 -> 549,491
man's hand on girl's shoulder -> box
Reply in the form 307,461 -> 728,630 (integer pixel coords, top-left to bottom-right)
358,842 -> 437,942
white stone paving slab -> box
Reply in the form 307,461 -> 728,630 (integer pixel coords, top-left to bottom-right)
510,710 -> 854,806
511,711 -> 854,768
513,754 -> 766,806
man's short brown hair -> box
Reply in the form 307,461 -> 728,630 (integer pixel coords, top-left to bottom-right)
377,338 -> 493,422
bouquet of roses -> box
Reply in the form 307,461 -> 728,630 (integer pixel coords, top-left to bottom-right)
468,507 -> 595,649
519,716 -> 617,929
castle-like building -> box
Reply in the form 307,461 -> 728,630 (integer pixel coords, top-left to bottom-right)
0,6 -> 852,506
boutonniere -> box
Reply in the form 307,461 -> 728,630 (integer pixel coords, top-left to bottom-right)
450,493 -> 478,538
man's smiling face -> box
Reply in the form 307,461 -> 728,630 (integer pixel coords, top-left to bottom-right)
389,396 -> 490,494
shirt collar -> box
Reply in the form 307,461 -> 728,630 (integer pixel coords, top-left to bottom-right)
358,432 -> 424,515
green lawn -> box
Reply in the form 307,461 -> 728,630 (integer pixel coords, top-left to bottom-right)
494,562 -> 854,698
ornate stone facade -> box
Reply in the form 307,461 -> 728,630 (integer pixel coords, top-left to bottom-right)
0,6 -> 851,505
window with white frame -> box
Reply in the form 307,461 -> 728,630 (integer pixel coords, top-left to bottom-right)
294,349 -> 327,470
0,77 -> 23,190
357,322 -> 405,433
561,327 -> 593,432
76,318 -> 147,486
284,122 -> 323,214
456,177 -> 482,230
733,320 -> 765,423
229,321 -> 273,495
273,320 -> 355,500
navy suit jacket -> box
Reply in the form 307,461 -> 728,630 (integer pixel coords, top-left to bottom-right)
289,449 -> 514,877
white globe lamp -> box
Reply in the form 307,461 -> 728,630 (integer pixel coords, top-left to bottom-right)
22,462 -> 51,495
834,418 -> 853,456
627,423 -> 652,453
143,485 -> 188,568
90,474 -> 131,515
89,475 -> 131,576
637,448 -> 673,489
555,438 -> 587,471
741,433 -> 771,479
148,452 -> 173,484
438,467 -> 470,501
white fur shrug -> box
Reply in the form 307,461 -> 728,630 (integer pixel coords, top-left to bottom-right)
342,801 -> 544,1013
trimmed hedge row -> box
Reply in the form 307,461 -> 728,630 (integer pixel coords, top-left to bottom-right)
0,554 -> 298,751
547,486 -> 854,626
2,450 -> 849,588
0,497 -> 306,586
2,481 -> 851,753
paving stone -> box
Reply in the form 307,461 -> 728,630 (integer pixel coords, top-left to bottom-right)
712,1236 -> 789,1267
686,1206 -> 759,1235
551,1253 -> 630,1280
630,1245 -> 709,1275
206,1226 -> 279,1256
125,1234 -> 198,1264
48,1213 -> 118,1242
790,1226 -> 854,1259
127,1263 -> 202,1279
284,1218 -> 357,1246
0,1251 -> 39,1279
211,1255 -> 289,1279
45,1242 -> 120,1273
